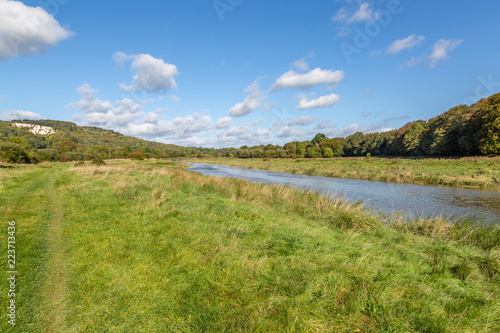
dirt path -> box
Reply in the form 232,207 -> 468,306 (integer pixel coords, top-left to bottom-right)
42,169 -> 69,332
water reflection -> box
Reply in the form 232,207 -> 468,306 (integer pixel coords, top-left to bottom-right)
187,163 -> 500,224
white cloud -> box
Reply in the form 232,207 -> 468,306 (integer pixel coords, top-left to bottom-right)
169,95 -> 181,103
292,59 -> 309,71
0,0 -> 73,60
112,51 -> 133,68
318,122 -> 390,138
215,116 -> 232,129
404,56 -> 423,69
68,83 -> 143,127
228,81 -> 266,117
387,35 -> 425,54
332,7 -> 350,23
115,52 -> 179,93
215,126 -> 272,147
0,109 -> 44,121
276,126 -> 305,138
271,68 -> 344,91
287,116 -> 316,126
296,93 -> 341,110
349,2 -> 378,23
143,108 -> 166,124
333,2 -> 379,24
428,39 -> 463,67
124,113 -> 212,139
250,118 -> 264,126
71,83 -> 113,113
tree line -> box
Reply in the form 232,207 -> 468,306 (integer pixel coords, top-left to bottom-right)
1,93 -> 499,164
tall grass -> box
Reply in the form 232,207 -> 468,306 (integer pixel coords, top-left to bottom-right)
0,160 -> 499,332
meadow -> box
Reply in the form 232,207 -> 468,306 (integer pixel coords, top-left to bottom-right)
183,156 -> 500,190
0,160 -> 499,332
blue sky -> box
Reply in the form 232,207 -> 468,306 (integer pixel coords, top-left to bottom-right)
1,0 -> 499,148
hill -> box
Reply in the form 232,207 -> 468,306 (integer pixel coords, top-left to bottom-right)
0,119 -> 211,163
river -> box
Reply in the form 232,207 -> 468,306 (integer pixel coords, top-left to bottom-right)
187,163 -> 500,224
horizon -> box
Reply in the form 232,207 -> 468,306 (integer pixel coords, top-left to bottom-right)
1,0 -> 499,148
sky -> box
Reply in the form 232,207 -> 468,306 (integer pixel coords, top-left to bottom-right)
0,0 -> 499,148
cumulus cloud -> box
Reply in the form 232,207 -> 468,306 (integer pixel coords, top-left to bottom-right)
228,81 -> 266,117
318,122 -> 391,138
0,0 -> 73,60
0,109 -> 44,121
398,38 -> 463,70
143,108 -> 166,124
292,59 -> 309,71
124,113 -> 212,139
115,52 -> 179,93
387,35 -> 425,54
333,2 -> 379,24
296,93 -> 341,110
271,68 -> 344,91
428,39 -> 463,67
276,126 -> 305,138
68,83 -> 143,127
215,116 -> 232,129
216,126 -> 272,147
287,116 -> 316,126
169,95 -> 181,103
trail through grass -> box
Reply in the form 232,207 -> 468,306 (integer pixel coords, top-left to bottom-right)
41,169 -> 69,332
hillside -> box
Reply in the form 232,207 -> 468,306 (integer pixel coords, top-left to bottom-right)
0,120 -> 210,163
1,92 -> 499,164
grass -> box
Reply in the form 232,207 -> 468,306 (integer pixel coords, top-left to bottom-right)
182,156 -> 500,190
0,160 -> 499,332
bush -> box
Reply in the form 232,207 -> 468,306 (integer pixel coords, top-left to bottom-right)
0,142 -> 31,163
36,149 -> 61,162
74,161 -> 86,167
128,152 -> 146,160
92,158 -> 105,166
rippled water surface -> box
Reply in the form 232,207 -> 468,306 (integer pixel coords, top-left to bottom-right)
188,163 -> 500,224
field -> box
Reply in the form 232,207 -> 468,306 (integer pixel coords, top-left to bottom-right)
183,157 -> 500,190
1,160 -> 500,332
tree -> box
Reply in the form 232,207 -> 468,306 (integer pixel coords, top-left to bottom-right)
284,142 -> 297,156
0,143 -> 31,163
401,121 -> 427,155
321,147 -> 334,158
477,103 -> 500,155
60,140 -> 78,153
345,132 -> 365,156
311,133 -> 326,146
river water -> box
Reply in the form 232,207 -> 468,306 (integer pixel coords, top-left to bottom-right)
187,163 -> 500,224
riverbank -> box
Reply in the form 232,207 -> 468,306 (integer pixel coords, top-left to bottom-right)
1,160 -> 499,332
181,156 -> 500,190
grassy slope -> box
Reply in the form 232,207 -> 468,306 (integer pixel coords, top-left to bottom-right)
0,160 -> 499,332
184,157 -> 500,190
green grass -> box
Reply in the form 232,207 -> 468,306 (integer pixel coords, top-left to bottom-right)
1,160 -> 499,332
183,156 -> 500,190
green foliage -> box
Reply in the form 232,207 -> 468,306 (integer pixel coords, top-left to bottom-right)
91,157 -> 105,166
1,92 -> 499,163
0,142 -> 31,163
477,102 -> 500,155
128,152 -> 146,160
401,120 -> 428,155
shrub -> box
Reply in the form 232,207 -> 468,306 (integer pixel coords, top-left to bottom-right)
0,142 -> 31,163
92,158 -> 105,166
128,152 -> 146,160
